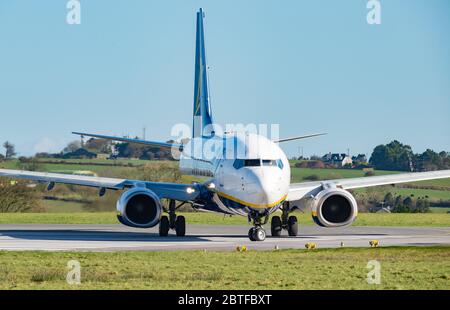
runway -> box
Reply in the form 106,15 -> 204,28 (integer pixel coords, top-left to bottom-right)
0,224 -> 449,251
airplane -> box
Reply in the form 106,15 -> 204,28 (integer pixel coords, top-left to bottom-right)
1,8 -> 450,241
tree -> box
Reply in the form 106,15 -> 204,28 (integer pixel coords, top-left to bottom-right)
0,178 -> 42,212
85,138 -> 111,153
369,140 -> 413,171
415,198 -> 430,213
415,149 -> 450,171
403,196 -> 413,207
3,141 -> 16,159
394,195 -> 403,207
63,140 -> 81,154
383,192 -> 394,207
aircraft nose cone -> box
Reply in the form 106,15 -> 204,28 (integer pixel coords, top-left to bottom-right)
244,169 -> 286,207
259,179 -> 284,206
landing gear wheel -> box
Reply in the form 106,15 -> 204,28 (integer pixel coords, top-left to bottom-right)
175,215 -> 186,237
253,227 -> 266,241
287,215 -> 298,236
159,216 -> 169,237
271,216 -> 282,237
248,227 -> 256,241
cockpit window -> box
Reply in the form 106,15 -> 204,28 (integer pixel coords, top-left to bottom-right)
244,159 -> 261,167
262,160 -> 277,166
233,159 -> 284,169
233,159 -> 244,169
276,159 -> 284,170
233,159 -> 260,169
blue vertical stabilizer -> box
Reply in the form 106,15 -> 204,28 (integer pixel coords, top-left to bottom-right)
193,8 -> 213,138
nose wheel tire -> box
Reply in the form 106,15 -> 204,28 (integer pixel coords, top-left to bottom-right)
159,216 -> 170,237
271,216 -> 282,237
249,227 -> 266,241
175,215 -> 186,237
288,215 -> 298,236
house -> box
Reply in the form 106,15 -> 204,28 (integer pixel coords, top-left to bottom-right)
322,152 -> 353,167
352,154 -> 367,163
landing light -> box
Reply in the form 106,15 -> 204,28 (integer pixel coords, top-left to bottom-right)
186,187 -> 196,194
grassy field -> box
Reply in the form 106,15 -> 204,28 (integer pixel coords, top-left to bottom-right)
290,166 -> 450,201
363,187 -> 450,200
0,247 -> 448,289
430,207 -> 450,213
0,212 -> 449,227
290,166 -> 398,181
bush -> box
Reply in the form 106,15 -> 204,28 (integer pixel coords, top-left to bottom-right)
0,178 -> 43,212
364,171 -> 375,177
392,204 -> 411,213
17,157 -> 43,171
295,161 -> 325,169
135,162 -> 181,183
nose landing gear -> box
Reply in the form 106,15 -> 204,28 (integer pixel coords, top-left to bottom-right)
248,226 -> 266,241
270,201 -> 298,237
248,211 -> 269,241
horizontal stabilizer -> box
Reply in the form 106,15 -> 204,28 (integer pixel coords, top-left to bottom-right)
72,132 -> 183,150
273,133 -> 327,143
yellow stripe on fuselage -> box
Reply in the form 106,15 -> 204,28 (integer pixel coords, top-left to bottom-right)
217,192 -> 287,209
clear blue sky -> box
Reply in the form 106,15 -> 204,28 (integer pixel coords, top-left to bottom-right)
0,0 -> 449,158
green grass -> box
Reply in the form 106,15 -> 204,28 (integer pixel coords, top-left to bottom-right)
430,207 -> 450,214
0,212 -> 449,227
290,166 -> 450,186
290,167 -> 450,201
407,178 -> 450,188
375,188 -> 450,200
42,200 -> 87,213
0,247 -> 448,289
290,167 -> 398,182
354,187 -> 450,201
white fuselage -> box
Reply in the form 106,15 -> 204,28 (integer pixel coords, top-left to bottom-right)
179,133 -> 290,215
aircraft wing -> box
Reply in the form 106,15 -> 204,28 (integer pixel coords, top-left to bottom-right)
0,169 -> 200,202
287,169 -> 450,201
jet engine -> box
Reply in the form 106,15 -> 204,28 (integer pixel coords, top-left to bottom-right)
311,187 -> 357,227
116,187 -> 162,228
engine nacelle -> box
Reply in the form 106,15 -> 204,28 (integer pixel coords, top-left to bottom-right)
311,188 -> 358,227
116,187 -> 162,228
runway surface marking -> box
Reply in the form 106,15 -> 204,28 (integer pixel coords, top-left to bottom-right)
0,224 -> 448,251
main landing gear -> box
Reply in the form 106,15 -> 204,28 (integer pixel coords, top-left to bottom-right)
270,201 -> 298,237
159,199 -> 186,237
